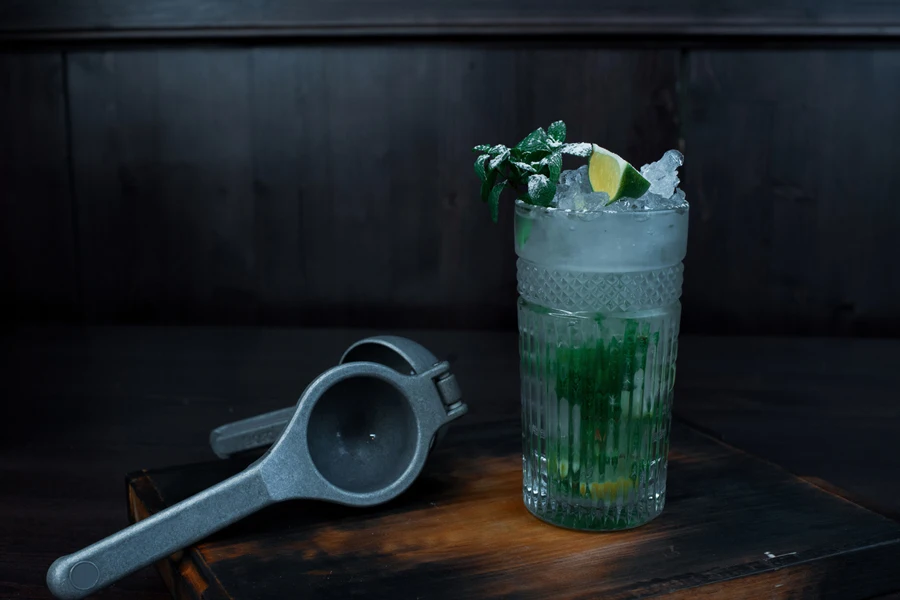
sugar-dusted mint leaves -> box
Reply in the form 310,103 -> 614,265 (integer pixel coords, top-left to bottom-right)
474,154 -> 489,181
548,120 -> 566,143
561,142 -> 593,157
514,128 -> 551,160
512,161 -> 537,174
527,174 -> 555,207
488,180 -> 506,222
472,120 -> 570,222
541,152 -> 563,184
488,145 -> 510,171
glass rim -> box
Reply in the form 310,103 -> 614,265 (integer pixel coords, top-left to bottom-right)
514,197 -> 689,217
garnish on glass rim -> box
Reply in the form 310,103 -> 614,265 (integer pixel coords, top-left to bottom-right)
472,120 -> 593,222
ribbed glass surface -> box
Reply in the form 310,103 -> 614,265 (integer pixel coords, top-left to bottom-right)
518,275 -> 681,530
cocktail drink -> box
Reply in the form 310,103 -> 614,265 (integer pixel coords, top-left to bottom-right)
473,122 -> 688,530
516,165 -> 687,529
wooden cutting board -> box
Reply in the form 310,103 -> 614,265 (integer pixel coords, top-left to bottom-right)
126,420 -> 900,599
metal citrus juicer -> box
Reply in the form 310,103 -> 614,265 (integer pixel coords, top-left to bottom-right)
208,336 -> 461,458
47,336 -> 466,599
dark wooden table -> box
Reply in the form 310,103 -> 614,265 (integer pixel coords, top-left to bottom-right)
2,326 -> 899,599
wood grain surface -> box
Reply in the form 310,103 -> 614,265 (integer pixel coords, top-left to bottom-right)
127,421 -> 900,599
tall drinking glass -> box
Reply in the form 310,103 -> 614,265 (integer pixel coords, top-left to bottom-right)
516,199 -> 689,530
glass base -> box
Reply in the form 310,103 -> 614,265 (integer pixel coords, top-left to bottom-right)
524,484 -> 666,531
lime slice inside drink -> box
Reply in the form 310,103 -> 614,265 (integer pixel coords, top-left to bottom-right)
588,479 -> 634,501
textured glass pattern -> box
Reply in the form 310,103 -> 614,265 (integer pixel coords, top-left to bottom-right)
518,265 -> 682,530
518,261 -> 684,313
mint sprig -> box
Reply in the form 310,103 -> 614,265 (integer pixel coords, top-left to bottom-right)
473,120 -> 589,222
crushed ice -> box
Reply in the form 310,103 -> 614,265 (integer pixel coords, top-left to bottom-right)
552,149 -> 686,212
641,149 -> 683,199
554,165 -> 610,211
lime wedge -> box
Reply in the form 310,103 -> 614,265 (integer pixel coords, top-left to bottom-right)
589,478 -> 634,501
588,144 -> 650,202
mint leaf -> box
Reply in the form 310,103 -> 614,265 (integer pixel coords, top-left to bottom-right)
489,147 -> 510,170
470,121 -> 570,221
541,151 -> 563,183
481,168 -> 497,203
548,120 -> 566,143
488,180 -> 506,222
540,182 -> 557,206
527,174 -> 556,207
512,161 -> 536,175
562,142 -> 592,157
474,154 -> 490,182
514,127 -> 550,159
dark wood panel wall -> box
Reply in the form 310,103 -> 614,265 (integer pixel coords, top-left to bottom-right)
2,2 -> 899,334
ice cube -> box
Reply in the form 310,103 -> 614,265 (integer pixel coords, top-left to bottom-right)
640,149 -> 683,198
579,191 -> 611,211
559,165 -> 592,191
605,188 -> 688,212
553,187 -> 578,211
553,166 -> 595,210
637,192 -> 668,210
